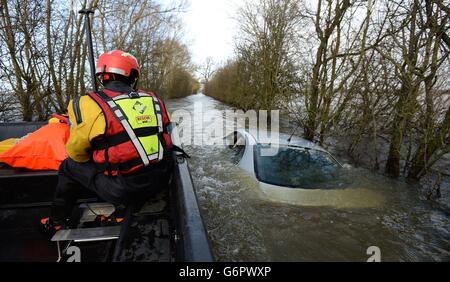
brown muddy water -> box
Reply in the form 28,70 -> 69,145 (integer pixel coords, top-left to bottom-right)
167,93 -> 450,262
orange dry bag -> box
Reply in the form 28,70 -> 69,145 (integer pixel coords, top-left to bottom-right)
0,119 -> 69,171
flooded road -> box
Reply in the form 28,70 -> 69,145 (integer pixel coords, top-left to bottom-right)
167,94 -> 450,262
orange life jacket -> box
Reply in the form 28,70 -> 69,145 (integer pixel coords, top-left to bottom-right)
0,117 -> 69,170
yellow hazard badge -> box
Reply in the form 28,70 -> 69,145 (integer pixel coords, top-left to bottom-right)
136,115 -> 152,124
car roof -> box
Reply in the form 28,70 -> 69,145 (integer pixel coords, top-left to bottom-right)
238,129 -> 326,152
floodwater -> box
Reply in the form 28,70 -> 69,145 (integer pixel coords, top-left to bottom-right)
166,93 -> 450,262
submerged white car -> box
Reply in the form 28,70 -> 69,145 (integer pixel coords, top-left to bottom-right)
226,130 -> 384,208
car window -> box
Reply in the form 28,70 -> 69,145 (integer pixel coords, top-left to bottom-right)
254,144 -> 347,189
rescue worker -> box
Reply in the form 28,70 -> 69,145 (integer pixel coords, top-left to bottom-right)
41,50 -> 173,231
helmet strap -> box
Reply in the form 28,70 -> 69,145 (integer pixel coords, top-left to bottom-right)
133,77 -> 139,91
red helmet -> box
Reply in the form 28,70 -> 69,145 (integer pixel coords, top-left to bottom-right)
95,50 -> 140,78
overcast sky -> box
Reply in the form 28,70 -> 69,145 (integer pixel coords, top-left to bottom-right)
182,0 -> 239,67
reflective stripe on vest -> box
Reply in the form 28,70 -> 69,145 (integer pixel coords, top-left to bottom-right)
96,91 -> 164,166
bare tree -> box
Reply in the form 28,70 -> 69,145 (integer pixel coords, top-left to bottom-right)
205,0 -> 450,182
200,57 -> 216,85
378,0 -> 450,177
407,0 -> 450,179
0,0 -> 195,121
234,0 -> 300,111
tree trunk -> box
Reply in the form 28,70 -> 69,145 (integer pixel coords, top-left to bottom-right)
385,87 -> 413,177
408,105 -> 450,179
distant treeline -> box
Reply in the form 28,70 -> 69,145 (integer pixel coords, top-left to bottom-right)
0,0 -> 199,122
204,0 -> 450,180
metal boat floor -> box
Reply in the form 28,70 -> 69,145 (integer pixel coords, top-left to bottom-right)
0,206 -> 113,262
52,226 -> 122,243
0,207 -> 57,261
113,188 -> 173,262
0,186 -> 173,262
114,216 -> 172,262
136,189 -> 168,215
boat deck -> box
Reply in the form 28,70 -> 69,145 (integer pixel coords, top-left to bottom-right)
0,206 -> 58,261
0,181 -> 175,262
0,205 -> 115,262
0,122 -> 214,262
0,164 -> 176,262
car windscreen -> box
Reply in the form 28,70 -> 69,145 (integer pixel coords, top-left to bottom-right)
254,144 -> 347,189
